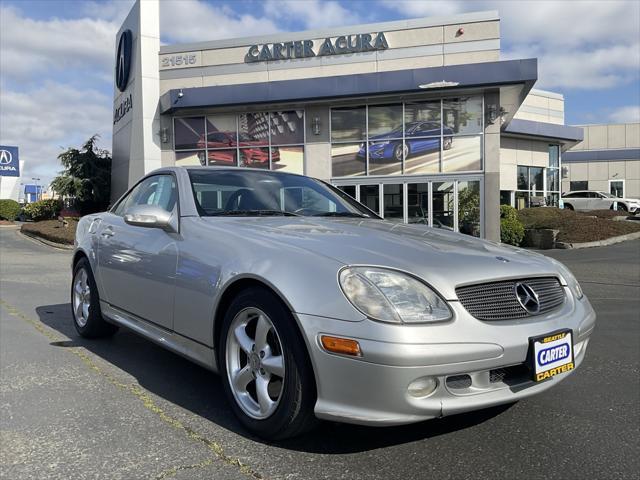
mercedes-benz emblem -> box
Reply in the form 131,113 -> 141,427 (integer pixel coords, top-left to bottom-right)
115,29 -> 132,92
514,282 -> 540,314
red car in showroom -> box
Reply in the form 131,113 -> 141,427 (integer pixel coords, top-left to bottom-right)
199,131 -> 280,167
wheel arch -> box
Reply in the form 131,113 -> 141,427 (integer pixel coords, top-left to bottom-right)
213,276 -> 296,355
212,276 -> 319,395
72,249 -> 89,269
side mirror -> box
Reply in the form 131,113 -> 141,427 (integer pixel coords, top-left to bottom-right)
124,204 -> 178,233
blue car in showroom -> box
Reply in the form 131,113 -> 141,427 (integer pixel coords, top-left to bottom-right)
358,121 -> 454,162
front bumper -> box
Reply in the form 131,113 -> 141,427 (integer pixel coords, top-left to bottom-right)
295,289 -> 596,426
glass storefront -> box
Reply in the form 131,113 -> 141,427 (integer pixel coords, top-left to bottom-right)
174,111 -> 305,174
514,144 -> 561,209
330,96 -> 484,177
333,178 -> 482,237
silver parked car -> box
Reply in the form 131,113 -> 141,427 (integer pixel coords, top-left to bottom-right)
72,167 -> 596,439
562,190 -> 639,213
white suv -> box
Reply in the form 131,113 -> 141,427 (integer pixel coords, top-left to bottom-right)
562,190 -> 639,214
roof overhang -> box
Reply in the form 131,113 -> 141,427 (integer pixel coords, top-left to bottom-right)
502,118 -> 584,147
159,58 -> 537,116
563,148 -> 640,163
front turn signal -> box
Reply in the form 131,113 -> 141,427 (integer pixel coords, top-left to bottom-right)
320,335 -> 362,357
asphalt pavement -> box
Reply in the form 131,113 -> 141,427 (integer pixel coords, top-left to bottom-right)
1,226 -> 638,480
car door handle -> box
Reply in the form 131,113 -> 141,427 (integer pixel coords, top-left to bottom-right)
101,227 -> 115,238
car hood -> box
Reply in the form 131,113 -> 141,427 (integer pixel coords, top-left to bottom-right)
202,217 -> 564,300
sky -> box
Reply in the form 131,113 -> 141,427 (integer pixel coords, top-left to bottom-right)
1,0 -> 639,186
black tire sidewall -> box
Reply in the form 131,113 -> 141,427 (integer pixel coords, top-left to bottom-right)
71,258 -> 117,338
393,143 -> 403,162
219,287 -> 316,440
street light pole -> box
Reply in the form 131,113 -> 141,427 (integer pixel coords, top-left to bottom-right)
31,177 -> 41,201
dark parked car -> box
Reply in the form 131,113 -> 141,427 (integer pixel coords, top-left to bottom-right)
357,122 -> 454,162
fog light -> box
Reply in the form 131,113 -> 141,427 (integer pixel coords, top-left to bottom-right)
408,376 -> 438,398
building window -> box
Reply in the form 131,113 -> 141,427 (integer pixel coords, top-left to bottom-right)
609,180 -> 624,198
173,110 -> 305,174
334,178 -> 482,236
500,190 -> 513,206
458,180 -> 481,237
569,180 -> 588,191
516,165 -> 544,209
546,145 -> 561,206
330,96 -> 483,178
360,184 -> 381,215
383,184 -> 404,222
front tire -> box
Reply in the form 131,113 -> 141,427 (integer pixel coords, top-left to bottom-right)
219,287 -> 317,440
71,258 -> 118,338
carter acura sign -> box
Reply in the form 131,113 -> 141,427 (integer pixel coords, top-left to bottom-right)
245,32 -> 388,63
0,146 -> 20,177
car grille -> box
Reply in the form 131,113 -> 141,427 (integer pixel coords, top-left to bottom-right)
456,277 -> 565,321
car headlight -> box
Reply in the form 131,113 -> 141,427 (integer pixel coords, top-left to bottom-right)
549,258 -> 584,300
338,267 -> 452,324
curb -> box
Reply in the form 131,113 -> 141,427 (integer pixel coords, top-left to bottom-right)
18,229 -> 74,251
555,231 -> 640,249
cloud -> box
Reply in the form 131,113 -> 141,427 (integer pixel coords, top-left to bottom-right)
608,106 -> 640,123
378,0 -> 640,91
0,82 -> 112,181
0,4 -> 120,85
160,0 -> 280,43
504,42 -> 640,90
263,0 -> 361,29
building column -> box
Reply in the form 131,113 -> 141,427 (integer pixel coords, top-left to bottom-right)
483,91 -> 501,242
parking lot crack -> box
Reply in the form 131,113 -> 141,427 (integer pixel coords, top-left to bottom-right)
0,299 -> 264,480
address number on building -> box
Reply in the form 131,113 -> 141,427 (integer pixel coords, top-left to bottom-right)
161,54 -> 198,68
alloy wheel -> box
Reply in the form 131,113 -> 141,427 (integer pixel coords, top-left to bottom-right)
73,268 -> 91,328
225,307 -> 285,419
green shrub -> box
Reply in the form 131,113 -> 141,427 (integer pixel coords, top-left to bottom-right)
23,199 -> 63,221
0,199 -> 21,221
500,205 -> 525,246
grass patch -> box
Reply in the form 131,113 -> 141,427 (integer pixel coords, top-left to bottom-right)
21,219 -> 77,245
518,208 -> 640,243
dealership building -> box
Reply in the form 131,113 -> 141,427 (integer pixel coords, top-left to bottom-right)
112,0 -> 638,241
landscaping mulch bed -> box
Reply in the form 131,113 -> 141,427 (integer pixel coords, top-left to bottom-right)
518,208 -> 640,243
579,209 -> 627,219
0,220 -> 15,225
21,219 -> 77,245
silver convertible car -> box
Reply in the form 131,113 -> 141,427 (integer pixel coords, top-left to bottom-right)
72,167 -> 596,439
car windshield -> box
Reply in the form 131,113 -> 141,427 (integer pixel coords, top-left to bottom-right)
598,192 -> 616,198
188,169 -> 378,218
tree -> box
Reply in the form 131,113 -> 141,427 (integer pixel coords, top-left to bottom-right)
50,135 -> 111,215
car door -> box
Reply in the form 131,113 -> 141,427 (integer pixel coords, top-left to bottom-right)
590,192 -> 611,210
96,174 -> 179,330
569,192 -> 589,210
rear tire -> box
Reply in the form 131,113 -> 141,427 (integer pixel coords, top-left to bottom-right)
71,258 -> 118,338
219,286 -> 317,440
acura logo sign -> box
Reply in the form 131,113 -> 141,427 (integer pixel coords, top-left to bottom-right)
514,282 -> 540,314
0,150 -> 12,165
115,29 -> 132,92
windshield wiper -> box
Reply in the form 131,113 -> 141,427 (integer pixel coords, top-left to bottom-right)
208,209 -> 300,217
312,212 -> 368,218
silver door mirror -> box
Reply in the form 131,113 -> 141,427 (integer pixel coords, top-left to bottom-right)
123,204 -> 178,233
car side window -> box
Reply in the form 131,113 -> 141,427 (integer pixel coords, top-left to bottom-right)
113,175 -> 177,216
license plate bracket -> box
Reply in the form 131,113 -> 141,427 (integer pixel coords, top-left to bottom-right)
528,329 -> 575,382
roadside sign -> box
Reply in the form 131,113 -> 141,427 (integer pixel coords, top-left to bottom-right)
0,146 -> 20,177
